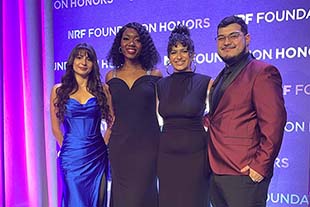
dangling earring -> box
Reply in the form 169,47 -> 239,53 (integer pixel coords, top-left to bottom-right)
192,55 -> 197,72
119,47 -> 122,54
166,60 -> 171,75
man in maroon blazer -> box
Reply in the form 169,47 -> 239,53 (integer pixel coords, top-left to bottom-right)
204,15 -> 287,207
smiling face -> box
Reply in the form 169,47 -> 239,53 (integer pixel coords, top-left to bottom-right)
169,42 -> 193,72
120,27 -> 142,61
217,23 -> 250,63
72,49 -> 93,78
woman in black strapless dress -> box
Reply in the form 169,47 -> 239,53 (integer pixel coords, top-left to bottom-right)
105,22 -> 162,207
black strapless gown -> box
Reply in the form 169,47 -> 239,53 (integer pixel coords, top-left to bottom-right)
107,75 -> 161,207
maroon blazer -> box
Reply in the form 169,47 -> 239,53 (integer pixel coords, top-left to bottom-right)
205,59 -> 287,178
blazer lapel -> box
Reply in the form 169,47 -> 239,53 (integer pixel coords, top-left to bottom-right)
222,54 -> 254,93
210,53 -> 255,115
209,69 -> 225,114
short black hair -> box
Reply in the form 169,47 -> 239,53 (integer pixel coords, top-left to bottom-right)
217,15 -> 248,35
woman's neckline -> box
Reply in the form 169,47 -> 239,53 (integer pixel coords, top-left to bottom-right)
172,71 -> 194,75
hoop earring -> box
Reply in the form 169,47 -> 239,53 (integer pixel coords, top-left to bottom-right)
119,47 -> 122,54
166,60 -> 171,75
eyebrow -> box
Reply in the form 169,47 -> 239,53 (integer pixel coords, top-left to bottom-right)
217,31 -> 241,36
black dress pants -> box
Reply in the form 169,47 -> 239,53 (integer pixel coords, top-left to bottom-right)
210,173 -> 271,207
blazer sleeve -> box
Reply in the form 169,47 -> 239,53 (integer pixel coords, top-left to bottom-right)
249,65 -> 287,177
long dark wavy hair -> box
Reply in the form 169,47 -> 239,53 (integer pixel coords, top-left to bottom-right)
107,22 -> 160,70
167,24 -> 195,57
54,43 -> 112,125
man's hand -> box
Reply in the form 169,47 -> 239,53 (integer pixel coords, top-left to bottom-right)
240,165 -> 264,183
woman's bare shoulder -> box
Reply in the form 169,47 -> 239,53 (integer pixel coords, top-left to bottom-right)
105,69 -> 115,82
150,68 -> 163,77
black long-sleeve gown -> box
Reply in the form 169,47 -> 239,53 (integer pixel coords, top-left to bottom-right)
157,71 -> 211,207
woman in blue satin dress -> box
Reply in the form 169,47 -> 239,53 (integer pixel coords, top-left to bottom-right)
50,43 -> 113,207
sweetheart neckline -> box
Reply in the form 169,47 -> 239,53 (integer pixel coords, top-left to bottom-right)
69,97 -> 96,105
107,75 -> 159,90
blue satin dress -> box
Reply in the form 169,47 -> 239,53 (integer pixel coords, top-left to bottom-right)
59,97 -> 108,207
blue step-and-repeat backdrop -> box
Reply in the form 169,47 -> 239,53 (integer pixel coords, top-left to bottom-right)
53,1 -> 310,206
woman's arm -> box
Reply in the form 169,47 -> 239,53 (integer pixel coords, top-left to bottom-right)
102,83 -> 115,144
50,84 -> 64,147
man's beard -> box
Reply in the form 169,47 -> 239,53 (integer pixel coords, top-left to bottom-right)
219,47 -> 247,66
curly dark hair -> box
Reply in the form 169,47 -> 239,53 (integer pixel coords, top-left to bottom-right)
217,15 -> 248,35
107,22 -> 160,70
167,24 -> 195,57
54,43 -> 112,125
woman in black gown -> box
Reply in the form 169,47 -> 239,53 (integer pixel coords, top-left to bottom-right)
156,25 -> 213,207
105,22 -> 162,207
